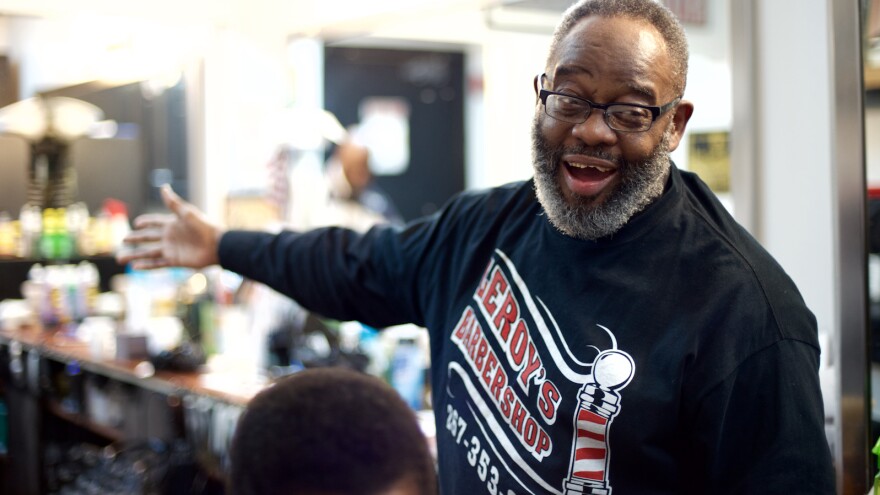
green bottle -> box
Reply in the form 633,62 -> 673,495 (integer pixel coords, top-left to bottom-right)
873,436 -> 880,494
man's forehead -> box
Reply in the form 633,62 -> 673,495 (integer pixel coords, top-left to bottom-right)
548,15 -> 674,99
552,15 -> 669,67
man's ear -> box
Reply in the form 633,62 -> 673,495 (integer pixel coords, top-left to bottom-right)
534,74 -> 541,99
666,100 -> 694,152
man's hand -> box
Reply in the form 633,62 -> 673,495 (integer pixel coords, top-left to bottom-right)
116,185 -> 225,270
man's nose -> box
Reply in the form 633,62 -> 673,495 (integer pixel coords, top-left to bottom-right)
570,110 -> 617,147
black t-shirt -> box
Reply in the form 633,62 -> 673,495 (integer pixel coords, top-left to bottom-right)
220,166 -> 835,494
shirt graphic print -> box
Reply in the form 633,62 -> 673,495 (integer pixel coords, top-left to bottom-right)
442,249 -> 635,495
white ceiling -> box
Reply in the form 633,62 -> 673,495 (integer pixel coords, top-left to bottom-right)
0,0 -> 570,44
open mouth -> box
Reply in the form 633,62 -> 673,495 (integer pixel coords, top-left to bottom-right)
562,160 -> 617,197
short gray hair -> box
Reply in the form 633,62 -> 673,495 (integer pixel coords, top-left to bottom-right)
547,0 -> 689,95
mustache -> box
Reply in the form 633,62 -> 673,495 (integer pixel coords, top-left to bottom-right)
536,142 -> 623,170
556,146 -> 620,165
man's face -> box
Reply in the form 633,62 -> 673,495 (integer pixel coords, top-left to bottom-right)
532,15 -> 691,240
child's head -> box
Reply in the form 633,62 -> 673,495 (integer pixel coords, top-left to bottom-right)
228,367 -> 437,495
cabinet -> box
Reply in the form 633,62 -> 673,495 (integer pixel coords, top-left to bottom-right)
0,323 -> 262,495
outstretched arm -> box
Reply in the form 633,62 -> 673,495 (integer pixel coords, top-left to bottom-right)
116,184 -> 225,270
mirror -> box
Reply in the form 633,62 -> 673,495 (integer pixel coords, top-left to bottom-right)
0,14 -> 197,219
866,0 -> 880,480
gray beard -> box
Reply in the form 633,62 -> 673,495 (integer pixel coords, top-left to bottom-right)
531,115 -> 672,241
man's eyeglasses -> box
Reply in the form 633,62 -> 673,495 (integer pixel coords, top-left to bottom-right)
537,74 -> 680,133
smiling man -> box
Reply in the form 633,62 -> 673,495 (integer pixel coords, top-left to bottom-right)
532,8 -> 692,241
119,0 -> 836,493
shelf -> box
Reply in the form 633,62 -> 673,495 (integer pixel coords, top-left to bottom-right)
46,399 -> 125,443
0,255 -> 125,300
0,324 -> 262,406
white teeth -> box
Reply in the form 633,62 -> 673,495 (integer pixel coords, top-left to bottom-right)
567,162 -> 612,173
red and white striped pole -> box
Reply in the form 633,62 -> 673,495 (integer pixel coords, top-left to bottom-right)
564,350 -> 634,495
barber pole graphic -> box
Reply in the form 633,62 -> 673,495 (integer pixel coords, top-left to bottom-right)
564,350 -> 635,495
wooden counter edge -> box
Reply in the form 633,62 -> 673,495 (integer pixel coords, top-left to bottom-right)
0,323 -> 260,407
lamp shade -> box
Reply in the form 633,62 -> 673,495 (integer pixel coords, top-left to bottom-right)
0,96 -> 103,141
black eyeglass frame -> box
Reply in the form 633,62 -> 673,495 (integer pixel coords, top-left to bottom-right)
537,74 -> 681,132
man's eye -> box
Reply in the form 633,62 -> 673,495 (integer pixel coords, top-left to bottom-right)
610,106 -> 650,117
608,106 -> 652,124
557,95 -> 582,105
553,96 -> 586,113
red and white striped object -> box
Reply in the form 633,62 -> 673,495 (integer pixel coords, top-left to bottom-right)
571,408 -> 608,481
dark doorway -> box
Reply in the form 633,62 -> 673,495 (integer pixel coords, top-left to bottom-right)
323,46 -> 466,222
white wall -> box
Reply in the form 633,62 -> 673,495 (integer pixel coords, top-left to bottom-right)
745,0 -> 842,477
0,17 -> 8,52
478,29 -> 549,188
199,26 -> 292,221
753,0 -> 836,344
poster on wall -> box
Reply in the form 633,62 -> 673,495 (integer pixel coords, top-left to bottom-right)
688,131 -> 730,193
663,0 -> 706,25
357,97 -> 411,176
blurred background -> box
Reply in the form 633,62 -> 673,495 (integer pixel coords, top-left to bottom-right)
0,0 -> 877,493
0,0 -> 734,224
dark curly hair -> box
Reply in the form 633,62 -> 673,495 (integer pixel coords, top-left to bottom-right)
228,367 -> 437,495
547,0 -> 690,95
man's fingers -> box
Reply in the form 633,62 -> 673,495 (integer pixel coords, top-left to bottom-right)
161,184 -> 187,217
133,213 -> 174,230
115,243 -> 164,265
122,228 -> 164,245
130,258 -> 170,271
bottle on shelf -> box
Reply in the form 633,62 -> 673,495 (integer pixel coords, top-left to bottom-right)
39,208 -> 74,261
0,211 -> 18,258
18,204 -> 42,258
